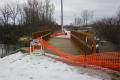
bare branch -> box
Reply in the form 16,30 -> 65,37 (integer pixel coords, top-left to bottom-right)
81,10 -> 94,26
0,4 -> 11,25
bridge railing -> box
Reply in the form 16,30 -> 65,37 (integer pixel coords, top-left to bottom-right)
38,38 -> 120,73
71,31 -> 96,54
32,30 -> 51,41
29,31 -> 120,73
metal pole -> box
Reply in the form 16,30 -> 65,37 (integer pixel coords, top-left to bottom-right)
41,37 -> 45,55
61,0 -> 64,33
30,43 -> 32,55
1,44 -> 3,58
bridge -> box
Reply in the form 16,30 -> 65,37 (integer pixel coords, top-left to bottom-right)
26,29 -> 120,75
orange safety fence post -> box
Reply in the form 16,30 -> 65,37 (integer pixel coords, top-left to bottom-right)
50,33 -> 67,37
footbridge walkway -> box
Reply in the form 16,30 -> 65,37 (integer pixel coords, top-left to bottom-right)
26,30 -> 120,75
45,38 -> 81,55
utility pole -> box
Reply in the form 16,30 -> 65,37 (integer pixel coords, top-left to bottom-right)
61,0 -> 64,32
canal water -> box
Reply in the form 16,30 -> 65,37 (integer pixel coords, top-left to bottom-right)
0,43 -> 29,58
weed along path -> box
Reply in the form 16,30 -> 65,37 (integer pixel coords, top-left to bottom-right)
45,38 -> 81,55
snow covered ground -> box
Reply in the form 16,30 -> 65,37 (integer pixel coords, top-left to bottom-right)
55,28 -> 71,39
0,52 -> 111,80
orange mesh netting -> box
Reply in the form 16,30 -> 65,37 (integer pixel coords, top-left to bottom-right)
26,30 -> 120,72
50,33 -> 67,37
37,38 -> 120,73
26,32 -> 120,73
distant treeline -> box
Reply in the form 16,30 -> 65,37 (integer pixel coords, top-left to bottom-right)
0,0 -> 61,44
93,10 -> 120,45
0,25 -> 60,44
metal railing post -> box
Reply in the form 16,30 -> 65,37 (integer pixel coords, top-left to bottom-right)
41,37 -> 45,55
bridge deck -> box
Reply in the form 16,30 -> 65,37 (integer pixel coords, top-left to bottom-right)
45,38 -> 81,55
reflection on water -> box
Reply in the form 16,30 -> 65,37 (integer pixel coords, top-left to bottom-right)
0,43 -> 29,58
0,44 -> 5,57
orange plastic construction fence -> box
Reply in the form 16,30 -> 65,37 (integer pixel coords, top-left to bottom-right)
37,38 -> 120,73
50,33 -> 67,37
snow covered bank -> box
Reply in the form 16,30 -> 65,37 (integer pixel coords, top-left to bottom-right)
0,52 -> 111,80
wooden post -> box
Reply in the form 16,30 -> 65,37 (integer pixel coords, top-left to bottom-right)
32,32 -> 35,39
93,40 -> 96,53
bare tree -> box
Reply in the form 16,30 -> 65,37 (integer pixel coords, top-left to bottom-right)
42,0 -> 55,24
9,3 -> 20,25
23,0 -> 55,26
117,8 -> 120,18
44,0 -> 54,21
73,17 -> 82,27
23,0 -> 41,25
18,6 -> 26,25
81,10 -> 93,26
0,17 -> 3,25
44,0 -> 50,21
93,8 -> 120,51
48,3 -> 55,23
0,4 -> 11,25
116,8 -> 120,25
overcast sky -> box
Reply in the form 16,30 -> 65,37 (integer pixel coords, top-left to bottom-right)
0,0 -> 120,25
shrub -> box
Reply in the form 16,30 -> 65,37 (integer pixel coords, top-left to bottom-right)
93,18 -> 120,45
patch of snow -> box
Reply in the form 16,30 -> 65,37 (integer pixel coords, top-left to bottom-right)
96,44 -> 99,48
55,28 -> 71,39
0,52 -> 111,80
